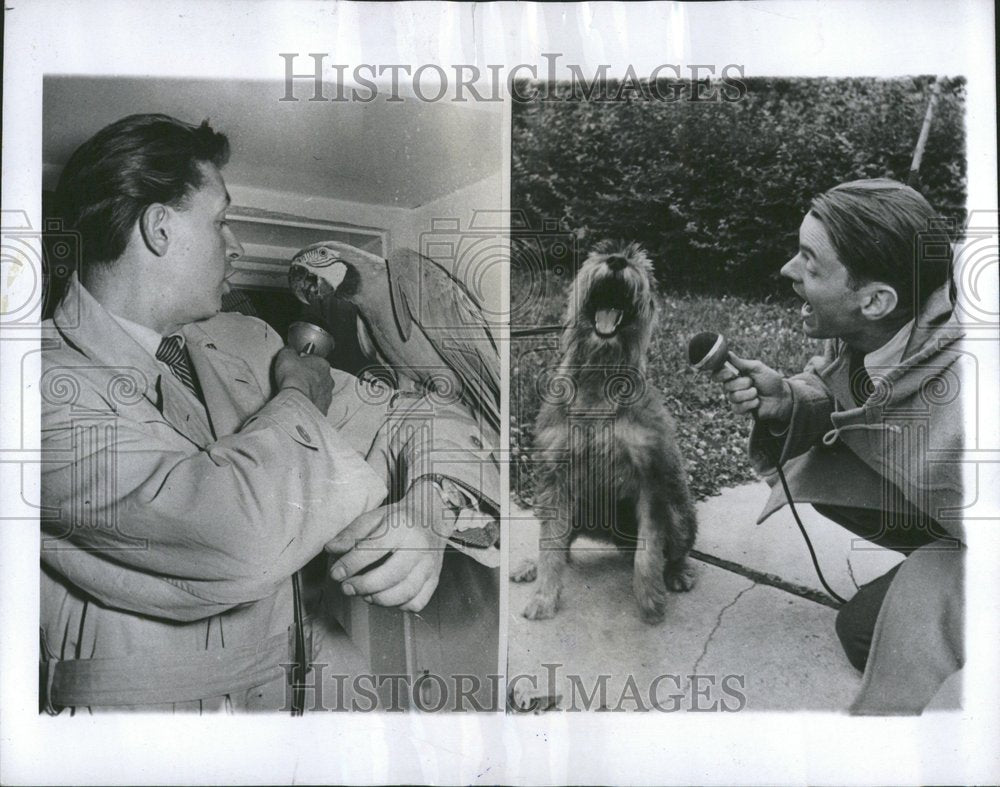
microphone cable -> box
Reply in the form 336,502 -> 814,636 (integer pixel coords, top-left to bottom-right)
688,332 -> 848,607
746,408 -> 848,607
773,459 -> 847,606
290,571 -> 308,715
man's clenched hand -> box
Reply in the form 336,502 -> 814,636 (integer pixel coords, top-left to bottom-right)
712,353 -> 794,424
273,346 -> 334,414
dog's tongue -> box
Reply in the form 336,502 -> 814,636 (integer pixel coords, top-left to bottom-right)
594,308 -> 623,336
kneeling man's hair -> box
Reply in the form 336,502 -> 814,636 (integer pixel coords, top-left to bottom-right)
55,113 -> 230,267
809,178 -> 953,322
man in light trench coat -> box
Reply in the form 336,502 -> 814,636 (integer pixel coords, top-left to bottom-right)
39,113 -> 498,713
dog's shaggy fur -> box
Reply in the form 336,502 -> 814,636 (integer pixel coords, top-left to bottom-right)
511,241 -> 697,624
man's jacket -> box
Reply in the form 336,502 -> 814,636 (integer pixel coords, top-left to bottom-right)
749,284 -> 966,541
40,276 -> 401,711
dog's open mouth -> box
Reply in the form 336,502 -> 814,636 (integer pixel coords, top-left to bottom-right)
587,275 -> 633,338
594,307 -> 623,336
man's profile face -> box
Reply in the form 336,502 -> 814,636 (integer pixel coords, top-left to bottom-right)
165,162 -> 243,325
781,212 -> 867,343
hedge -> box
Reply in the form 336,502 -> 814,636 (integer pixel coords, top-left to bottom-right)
512,76 -> 966,296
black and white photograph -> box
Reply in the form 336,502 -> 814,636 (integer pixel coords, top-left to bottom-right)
36,74 -> 504,713
1,1 -> 997,784
507,73 -> 969,713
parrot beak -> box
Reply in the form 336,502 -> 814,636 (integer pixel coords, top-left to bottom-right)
288,256 -> 350,305
288,262 -> 331,305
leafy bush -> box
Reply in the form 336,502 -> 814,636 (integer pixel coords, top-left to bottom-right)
512,77 -> 966,295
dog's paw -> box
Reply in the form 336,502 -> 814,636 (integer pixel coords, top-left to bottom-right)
635,573 -> 666,623
633,545 -> 668,610
634,574 -> 667,624
638,601 -> 666,625
522,592 -> 558,620
510,558 -> 538,583
665,562 -> 695,592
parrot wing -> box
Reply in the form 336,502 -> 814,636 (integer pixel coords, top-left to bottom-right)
386,248 -> 500,432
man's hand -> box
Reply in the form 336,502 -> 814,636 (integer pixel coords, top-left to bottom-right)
273,346 -> 334,414
712,353 -> 793,423
325,478 -> 457,612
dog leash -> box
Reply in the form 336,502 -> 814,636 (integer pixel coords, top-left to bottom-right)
510,324 -> 564,338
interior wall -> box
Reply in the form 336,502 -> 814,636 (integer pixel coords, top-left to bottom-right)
406,171 -> 505,248
232,172 -> 504,312
403,172 -> 506,314
225,182 -> 413,253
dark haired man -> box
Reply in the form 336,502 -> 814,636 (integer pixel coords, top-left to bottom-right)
41,114 -> 497,712
713,179 -> 965,713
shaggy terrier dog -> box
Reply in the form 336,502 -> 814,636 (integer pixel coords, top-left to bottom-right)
511,241 -> 697,624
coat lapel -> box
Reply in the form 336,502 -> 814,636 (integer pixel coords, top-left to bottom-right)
183,322 -> 267,438
52,275 -> 214,447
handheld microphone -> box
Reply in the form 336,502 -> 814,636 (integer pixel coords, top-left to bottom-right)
688,331 -> 738,378
685,330 -> 847,606
689,333 -> 752,420
288,321 -> 335,358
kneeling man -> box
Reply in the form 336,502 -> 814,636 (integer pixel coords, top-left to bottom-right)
714,179 -> 965,714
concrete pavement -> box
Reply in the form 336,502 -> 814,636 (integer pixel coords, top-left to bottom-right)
507,482 -> 903,712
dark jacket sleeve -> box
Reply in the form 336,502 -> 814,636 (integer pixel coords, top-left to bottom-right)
748,371 -> 837,475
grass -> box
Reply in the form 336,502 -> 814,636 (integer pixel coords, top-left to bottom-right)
510,266 -> 824,506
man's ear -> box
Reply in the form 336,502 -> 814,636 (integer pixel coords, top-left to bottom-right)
139,204 -> 170,257
859,282 -> 899,321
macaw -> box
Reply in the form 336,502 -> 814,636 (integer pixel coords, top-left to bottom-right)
289,241 -> 500,433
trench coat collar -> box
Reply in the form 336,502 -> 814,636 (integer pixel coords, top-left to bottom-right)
181,321 -> 265,438
900,283 -> 963,361
51,274 -> 239,446
820,283 -> 963,409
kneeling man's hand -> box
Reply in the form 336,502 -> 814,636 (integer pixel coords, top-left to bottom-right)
712,353 -> 793,424
325,479 -> 456,612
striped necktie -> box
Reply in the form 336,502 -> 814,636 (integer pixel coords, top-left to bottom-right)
156,334 -> 203,401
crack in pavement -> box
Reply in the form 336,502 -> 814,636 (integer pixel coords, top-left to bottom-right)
691,581 -> 756,675
845,556 -> 861,591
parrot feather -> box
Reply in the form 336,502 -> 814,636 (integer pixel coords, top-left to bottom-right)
289,240 -> 499,433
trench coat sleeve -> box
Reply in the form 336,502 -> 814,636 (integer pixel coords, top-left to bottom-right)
41,387 -> 388,614
380,398 -> 501,567
41,551 -> 237,622
324,382 -> 501,566
748,371 -> 837,474
850,544 -> 964,714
